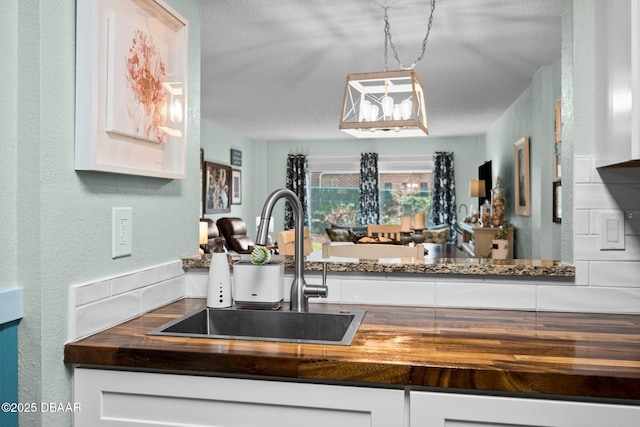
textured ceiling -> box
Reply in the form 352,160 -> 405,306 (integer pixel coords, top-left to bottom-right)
200,0 -> 562,141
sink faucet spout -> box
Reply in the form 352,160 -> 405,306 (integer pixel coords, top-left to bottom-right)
256,188 -> 327,312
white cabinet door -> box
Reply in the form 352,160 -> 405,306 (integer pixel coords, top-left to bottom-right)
74,368 -> 405,426
410,391 -> 640,427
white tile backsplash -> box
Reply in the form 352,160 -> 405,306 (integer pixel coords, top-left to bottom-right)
574,157 -> 593,183
436,282 -> 536,310
589,261 -> 640,287
537,285 -> 640,313
68,260 -> 185,341
574,210 -> 590,235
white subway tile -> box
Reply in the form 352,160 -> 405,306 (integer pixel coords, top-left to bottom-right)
574,157 -> 593,183
574,210 -> 590,235
112,265 -> 165,295
185,269 -> 208,298
574,261 -> 590,285
72,279 -> 112,306
590,210 -> 600,235
341,279 -> 435,306
74,291 -> 141,340
574,184 -> 617,210
141,277 -> 185,313
436,282 -> 536,310
537,286 -> 640,314
165,261 -> 185,280
589,261 -> 640,287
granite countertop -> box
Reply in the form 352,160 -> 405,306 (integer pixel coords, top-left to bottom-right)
182,253 -> 575,277
64,298 -> 640,400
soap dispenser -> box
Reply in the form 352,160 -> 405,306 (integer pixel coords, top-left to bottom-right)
207,237 -> 232,308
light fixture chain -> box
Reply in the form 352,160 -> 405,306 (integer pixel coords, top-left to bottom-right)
384,0 -> 436,70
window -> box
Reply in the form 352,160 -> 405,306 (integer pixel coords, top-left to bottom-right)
308,154 -> 432,245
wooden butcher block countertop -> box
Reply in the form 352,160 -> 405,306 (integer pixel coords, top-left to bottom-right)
64,298 -> 640,401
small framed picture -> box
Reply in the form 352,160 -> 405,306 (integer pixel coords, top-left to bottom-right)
555,153 -> 561,179
230,149 -> 242,167
553,180 -> 562,223
203,162 -> 231,214
514,137 -> 531,216
231,169 -> 242,205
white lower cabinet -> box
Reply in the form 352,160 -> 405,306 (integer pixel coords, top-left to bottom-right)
73,369 -> 640,427
73,368 -> 405,426
410,391 -> 640,427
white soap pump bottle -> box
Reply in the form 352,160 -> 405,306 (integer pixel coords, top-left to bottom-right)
207,237 -> 232,308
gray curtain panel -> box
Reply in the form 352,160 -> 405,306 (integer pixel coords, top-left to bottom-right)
285,154 -> 310,230
359,152 -> 380,226
430,151 -> 457,241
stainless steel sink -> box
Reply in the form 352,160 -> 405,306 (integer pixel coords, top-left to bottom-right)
147,307 -> 366,346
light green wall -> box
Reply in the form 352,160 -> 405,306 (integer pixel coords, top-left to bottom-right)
201,119 -> 259,227
485,61 -> 562,260
1,0 -> 19,292
7,0 -> 201,425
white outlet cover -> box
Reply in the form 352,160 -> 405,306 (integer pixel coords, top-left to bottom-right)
599,210 -> 625,250
112,207 -> 132,258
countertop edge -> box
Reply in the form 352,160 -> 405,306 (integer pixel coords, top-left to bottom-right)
182,256 -> 575,277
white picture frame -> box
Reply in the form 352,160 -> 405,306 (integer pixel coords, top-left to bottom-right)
75,0 -> 188,179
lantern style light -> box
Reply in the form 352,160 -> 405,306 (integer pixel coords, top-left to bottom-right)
339,1 -> 435,139
339,69 -> 428,138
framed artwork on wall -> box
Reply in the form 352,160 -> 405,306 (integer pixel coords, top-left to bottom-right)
75,0 -> 188,179
231,169 -> 242,205
204,162 -> 231,214
553,180 -> 562,223
514,136 -> 531,216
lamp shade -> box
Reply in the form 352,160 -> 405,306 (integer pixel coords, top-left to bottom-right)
339,69 -> 428,138
469,180 -> 486,198
199,221 -> 209,245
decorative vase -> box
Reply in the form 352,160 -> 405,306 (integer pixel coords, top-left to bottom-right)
411,228 -> 426,244
480,201 -> 491,227
491,177 -> 505,227
400,231 -> 414,246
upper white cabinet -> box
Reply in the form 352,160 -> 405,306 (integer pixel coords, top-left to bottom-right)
595,0 -> 640,167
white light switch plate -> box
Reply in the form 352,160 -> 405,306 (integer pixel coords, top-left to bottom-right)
599,210 -> 625,250
112,207 -> 132,258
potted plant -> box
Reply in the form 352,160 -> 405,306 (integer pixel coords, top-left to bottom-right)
492,224 -> 509,260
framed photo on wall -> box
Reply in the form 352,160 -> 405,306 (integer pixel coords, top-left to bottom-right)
514,136 -> 531,216
204,162 -> 231,214
75,0 -> 188,179
553,180 -> 562,223
231,169 -> 242,205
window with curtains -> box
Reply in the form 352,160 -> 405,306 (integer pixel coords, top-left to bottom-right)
307,154 -> 433,245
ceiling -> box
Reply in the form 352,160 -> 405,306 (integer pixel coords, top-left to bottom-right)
200,0 -> 562,141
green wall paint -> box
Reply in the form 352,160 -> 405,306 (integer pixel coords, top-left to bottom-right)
485,62 -> 562,260
6,1 -> 201,425
201,120 -> 259,228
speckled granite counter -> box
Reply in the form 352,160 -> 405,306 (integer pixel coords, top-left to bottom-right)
183,251 -> 575,277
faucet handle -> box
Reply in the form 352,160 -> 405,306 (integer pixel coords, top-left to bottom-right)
304,283 -> 328,299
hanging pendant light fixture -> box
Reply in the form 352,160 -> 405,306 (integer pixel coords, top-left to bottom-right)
339,1 -> 436,138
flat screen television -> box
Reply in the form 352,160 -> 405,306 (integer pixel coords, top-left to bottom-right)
478,161 -> 492,206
